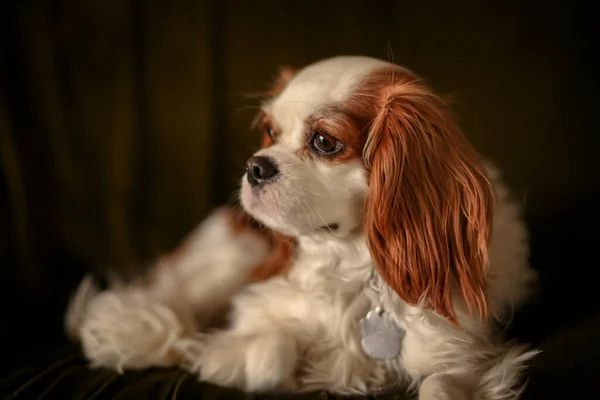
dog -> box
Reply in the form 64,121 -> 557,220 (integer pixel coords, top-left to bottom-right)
66,55 -> 539,399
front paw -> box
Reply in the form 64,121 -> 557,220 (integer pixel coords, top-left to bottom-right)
79,290 -> 186,371
243,333 -> 297,392
175,333 -> 297,392
174,335 -> 208,372
419,373 -> 470,400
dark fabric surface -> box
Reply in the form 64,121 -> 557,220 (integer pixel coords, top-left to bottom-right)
1,306 -> 600,400
0,339 -> 413,400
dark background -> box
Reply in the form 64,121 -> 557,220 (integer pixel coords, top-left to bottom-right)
0,0 -> 599,399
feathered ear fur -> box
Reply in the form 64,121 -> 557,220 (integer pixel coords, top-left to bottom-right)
251,66 -> 298,148
363,75 -> 495,324
269,65 -> 297,96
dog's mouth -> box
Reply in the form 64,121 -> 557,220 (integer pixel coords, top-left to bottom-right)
319,223 -> 339,232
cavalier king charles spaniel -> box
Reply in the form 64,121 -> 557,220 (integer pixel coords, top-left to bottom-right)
66,56 -> 539,399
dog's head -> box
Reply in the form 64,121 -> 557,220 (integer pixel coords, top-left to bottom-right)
240,56 -> 494,323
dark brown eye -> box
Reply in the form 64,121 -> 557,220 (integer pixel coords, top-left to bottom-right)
311,132 -> 343,155
266,125 -> 276,141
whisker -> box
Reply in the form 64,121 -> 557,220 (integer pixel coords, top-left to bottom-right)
299,198 -> 337,236
297,200 -> 315,232
278,100 -> 312,106
233,105 -> 264,117
386,42 -> 395,64
295,184 -> 327,198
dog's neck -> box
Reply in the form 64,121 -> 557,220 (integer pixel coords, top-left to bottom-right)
287,231 -> 374,294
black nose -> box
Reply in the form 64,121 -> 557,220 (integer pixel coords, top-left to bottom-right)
246,156 -> 279,187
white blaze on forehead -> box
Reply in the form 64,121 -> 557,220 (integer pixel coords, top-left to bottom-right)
266,56 -> 392,148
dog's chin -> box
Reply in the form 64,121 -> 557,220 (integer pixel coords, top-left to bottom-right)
240,178 -> 294,235
240,178 -> 348,238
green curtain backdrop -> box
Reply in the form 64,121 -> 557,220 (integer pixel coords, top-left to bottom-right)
1,0 -> 598,298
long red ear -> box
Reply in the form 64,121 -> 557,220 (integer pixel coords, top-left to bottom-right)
363,76 -> 495,324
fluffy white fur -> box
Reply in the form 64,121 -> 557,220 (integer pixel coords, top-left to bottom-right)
66,56 -> 539,399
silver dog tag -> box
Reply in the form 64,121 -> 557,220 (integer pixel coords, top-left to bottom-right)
359,307 -> 404,359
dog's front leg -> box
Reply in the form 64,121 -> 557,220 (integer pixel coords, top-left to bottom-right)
176,330 -> 298,392
418,373 -> 473,400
